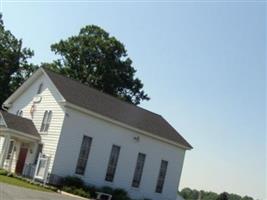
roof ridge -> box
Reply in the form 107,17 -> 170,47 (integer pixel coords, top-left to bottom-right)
43,67 -> 161,118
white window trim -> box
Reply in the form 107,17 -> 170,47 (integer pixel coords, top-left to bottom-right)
155,160 -> 168,193
16,110 -> 23,117
131,153 -> 146,188
105,145 -> 121,182
40,110 -> 52,133
75,135 -> 93,175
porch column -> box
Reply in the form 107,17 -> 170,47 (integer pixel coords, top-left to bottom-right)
0,134 -> 10,168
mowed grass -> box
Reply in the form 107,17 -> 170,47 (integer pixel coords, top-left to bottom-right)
0,175 -> 55,192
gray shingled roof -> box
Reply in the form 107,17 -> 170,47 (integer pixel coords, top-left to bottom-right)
44,69 -> 192,149
0,111 -> 40,138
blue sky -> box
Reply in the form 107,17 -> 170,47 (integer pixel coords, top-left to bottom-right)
1,1 -> 266,199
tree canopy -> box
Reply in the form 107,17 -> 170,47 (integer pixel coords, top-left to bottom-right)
217,193 -> 229,200
43,25 -> 149,105
0,20 -> 149,106
180,188 -> 255,200
0,14 -> 37,106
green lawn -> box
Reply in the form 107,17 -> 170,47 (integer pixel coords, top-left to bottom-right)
0,175 -> 55,192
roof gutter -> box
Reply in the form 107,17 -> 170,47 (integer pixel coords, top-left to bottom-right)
0,127 -> 40,141
2,103 -> 11,111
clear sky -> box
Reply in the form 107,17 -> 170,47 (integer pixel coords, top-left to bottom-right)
1,1 -> 266,199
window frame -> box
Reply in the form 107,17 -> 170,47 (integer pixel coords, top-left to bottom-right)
155,160 -> 168,193
105,145 -> 121,182
16,110 -> 23,117
131,153 -> 146,188
40,110 -> 52,133
44,111 -> 52,132
75,136 -> 93,175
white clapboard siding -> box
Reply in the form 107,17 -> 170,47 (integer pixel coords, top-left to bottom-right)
8,73 -> 65,172
53,107 -> 186,200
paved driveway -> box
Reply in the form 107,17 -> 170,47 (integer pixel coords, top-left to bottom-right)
0,183 -> 82,200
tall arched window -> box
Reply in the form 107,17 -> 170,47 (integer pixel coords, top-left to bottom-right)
40,111 -> 48,132
40,110 -> 52,132
45,111 -> 52,132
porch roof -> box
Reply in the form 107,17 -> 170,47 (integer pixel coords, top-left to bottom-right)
0,111 -> 40,138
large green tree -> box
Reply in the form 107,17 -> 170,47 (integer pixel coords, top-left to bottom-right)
242,196 -> 254,200
180,188 -> 254,200
0,14 -> 37,106
43,25 -> 149,105
217,193 -> 229,200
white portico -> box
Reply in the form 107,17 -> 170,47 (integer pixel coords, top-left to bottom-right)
0,111 -> 40,174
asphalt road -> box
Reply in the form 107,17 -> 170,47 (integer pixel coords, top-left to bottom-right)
0,183 -> 83,200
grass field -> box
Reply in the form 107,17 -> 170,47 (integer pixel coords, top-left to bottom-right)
0,175 -> 55,192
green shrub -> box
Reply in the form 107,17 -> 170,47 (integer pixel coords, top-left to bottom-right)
63,186 -> 90,198
61,176 -> 131,200
100,186 -> 130,200
0,169 -> 8,176
73,188 -> 90,198
62,176 -> 84,188
85,185 -> 97,198
113,188 -> 130,200
62,186 -> 74,193
113,188 -> 128,196
101,186 -> 114,194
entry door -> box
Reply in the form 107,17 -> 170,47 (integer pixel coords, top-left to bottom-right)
15,148 -> 28,174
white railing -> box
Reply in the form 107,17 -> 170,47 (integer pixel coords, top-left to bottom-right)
33,153 -> 50,185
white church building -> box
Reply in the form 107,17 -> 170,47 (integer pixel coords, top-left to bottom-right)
0,68 -> 192,200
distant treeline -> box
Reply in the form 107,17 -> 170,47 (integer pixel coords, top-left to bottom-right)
179,188 -> 256,200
